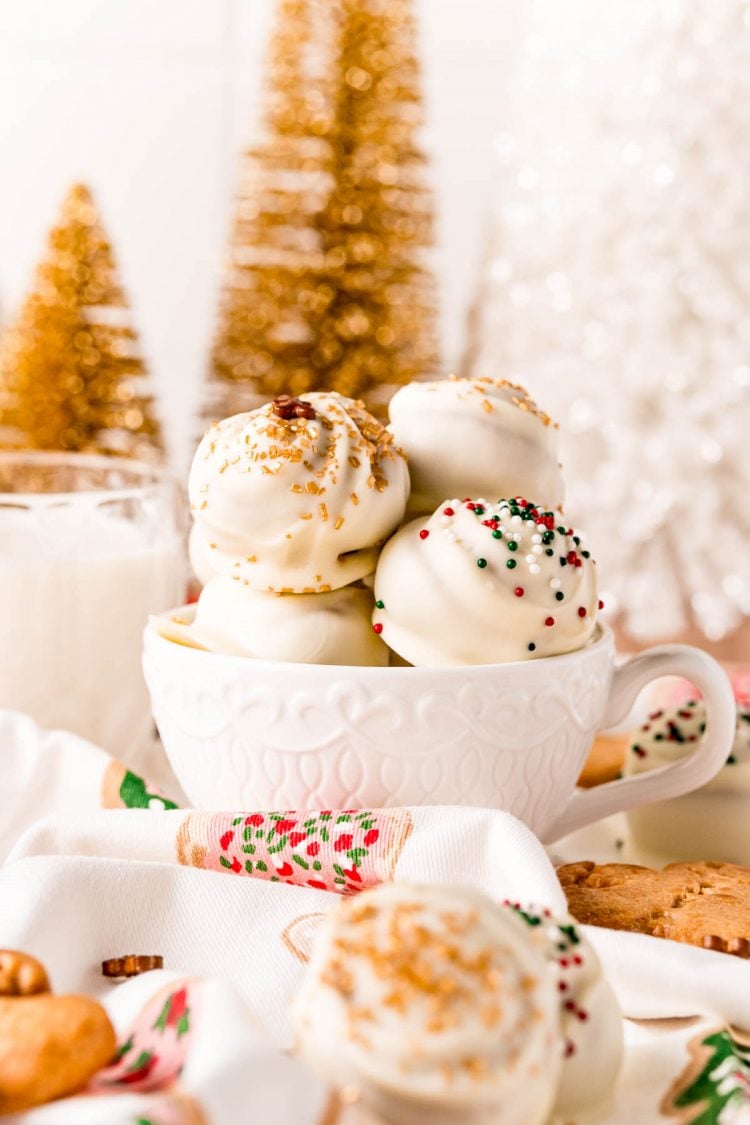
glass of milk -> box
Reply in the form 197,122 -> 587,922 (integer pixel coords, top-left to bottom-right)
0,452 -> 185,760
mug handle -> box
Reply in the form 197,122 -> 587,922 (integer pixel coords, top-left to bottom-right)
544,643 -> 735,843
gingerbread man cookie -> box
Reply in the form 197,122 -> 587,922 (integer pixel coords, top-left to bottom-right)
0,950 -> 116,1115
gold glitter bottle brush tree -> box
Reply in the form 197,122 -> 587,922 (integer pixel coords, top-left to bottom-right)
0,182 -> 163,460
203,0 -> 439,428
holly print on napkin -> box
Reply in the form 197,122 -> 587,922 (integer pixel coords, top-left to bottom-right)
101,760 -> 178,811
176,808 -> 412,894
94,982 -> 197,1094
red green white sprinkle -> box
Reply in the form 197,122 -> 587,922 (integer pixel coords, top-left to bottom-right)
419,529 -> 430,540
373,622 -> 383,635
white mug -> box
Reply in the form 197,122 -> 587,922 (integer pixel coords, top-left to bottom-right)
143,615 -> 735,842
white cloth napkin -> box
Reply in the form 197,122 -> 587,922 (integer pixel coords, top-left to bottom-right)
9,970 -> 329,1125
2,709 -> 750,1124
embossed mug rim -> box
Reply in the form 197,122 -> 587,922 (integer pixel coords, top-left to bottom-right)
144,610 -> 734,842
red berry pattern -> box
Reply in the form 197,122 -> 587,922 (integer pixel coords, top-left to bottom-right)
176,809 -> 411,895
93,981 -> 197,1094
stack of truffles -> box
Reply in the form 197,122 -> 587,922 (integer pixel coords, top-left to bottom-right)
170,376 -> 601,666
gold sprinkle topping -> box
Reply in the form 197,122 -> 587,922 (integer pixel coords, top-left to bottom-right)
314,893 -> 541,1080
481,1003 -> 501,1028
462,1056 -> 487,1079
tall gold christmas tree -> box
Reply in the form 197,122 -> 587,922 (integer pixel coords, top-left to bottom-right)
205,0 -> 439,425
0,183 -> 163,459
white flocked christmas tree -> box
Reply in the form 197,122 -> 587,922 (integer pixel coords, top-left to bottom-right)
464,0 -> 750,647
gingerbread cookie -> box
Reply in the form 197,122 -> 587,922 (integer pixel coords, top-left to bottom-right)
0,951 -> 116,1114
558,860 -> 750,957
0,951 -> 49,998
577,732 -> 629,788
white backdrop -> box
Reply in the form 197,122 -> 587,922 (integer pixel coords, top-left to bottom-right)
0,0 -> 524,466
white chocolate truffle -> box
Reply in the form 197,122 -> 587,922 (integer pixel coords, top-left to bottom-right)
292,883 -> 561,1125
506,902 -> 623,1120
373,498 -> 599,666
189,523 -> 219,587
189,393 -> 409,593
389,376 -> 563,515
162,575 -> 389,666
625,701 -> 750,863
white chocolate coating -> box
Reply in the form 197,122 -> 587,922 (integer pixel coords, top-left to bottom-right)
189,523 -> 220,587
164,576 -> 389,666
373,498 -> 598,666
507,903 -> 623,1120
625,702 -> 750,863
189,393 -> 409,593
388,376 -> 563,516
292,883 -> 561,1125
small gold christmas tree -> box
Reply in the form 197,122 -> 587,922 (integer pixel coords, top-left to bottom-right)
0,183 -> 163,459
205,0 -> 439,425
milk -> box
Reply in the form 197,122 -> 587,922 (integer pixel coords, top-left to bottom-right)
0,505 -> 184,760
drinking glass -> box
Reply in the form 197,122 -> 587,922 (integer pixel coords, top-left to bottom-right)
0,451 -> 185,759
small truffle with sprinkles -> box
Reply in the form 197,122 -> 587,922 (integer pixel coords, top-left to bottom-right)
372,497 -> 599,666
625,700 -> 750,771
624,700 -> 750,863
389,375 -> 564,516
507,902 -> 623,1120
188,391 -> 409,593
291,883 -> 562,1125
